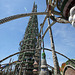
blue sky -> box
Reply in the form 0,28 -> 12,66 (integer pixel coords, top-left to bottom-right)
0,0 -> 75,67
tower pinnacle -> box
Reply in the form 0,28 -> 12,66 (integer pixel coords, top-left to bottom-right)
33,1 -> 35,6
32,1 -> 37,12
39,52 -> 49,75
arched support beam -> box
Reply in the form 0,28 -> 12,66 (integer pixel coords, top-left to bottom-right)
1,48 -> 75,71
44,48 -> 75,64
0,48 -> 41,63
0,47 -> 74,64
0,12 -> 48,24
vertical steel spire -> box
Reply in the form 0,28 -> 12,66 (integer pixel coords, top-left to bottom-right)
18,2 -> 40,75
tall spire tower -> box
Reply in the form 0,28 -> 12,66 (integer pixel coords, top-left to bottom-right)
17,2 -> 40,75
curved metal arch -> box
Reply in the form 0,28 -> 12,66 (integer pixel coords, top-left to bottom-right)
0,48 -> 74,64
0,48 -> 41,63
0,12 -> 48,24
44,48 -> 75,64
1,48 -> 75,70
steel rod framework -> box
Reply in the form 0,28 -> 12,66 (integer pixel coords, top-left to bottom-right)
0,48 -> 74,64
44,48 -> 75,64
1,48 -> 75,73
47,18 -> 61,75
0,49 -> 41,63
40,16 -> 48,33
42,21 -> 56,39
0,12 -> 48,24
0,1 -> 74,75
